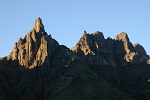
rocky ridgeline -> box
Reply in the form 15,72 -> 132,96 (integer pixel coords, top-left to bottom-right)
2,18 -> 149,69
72,31 -> 149,66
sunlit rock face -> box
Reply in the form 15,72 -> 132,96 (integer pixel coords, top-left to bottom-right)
34,17 -> 45,33
7,18 -> 59,68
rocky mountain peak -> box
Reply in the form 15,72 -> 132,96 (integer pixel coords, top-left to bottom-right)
71,31 -> 116,66
7,18 -> 59,68
33,17 -> 45,33
114,32 -> 134,54
72,31 -> 149,66
115,32 -> 129,41
71,31 -> 95,56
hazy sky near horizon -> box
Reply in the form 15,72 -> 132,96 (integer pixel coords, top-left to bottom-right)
0,0 -> 150,57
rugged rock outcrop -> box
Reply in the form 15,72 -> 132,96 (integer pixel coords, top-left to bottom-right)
7,17 -> 59,68
72,31 -> 149,66
114,32 -> 135,54
71,31 -> 116,66
114,32 -> 135,64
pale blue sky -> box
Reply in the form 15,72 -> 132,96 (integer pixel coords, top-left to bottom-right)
0,0 -> 150,57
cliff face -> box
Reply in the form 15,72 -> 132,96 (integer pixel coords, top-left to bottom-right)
1,18 -> 150,100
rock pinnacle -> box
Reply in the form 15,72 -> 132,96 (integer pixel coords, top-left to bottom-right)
34,17 -> 45,32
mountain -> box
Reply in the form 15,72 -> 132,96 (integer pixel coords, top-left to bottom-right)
7,17 -> 59,69
0,18 -> 150,100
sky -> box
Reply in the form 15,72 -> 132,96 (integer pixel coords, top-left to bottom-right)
0,0 -> 150,57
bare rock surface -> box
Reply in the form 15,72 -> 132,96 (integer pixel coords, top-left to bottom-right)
72,31 -> 149,66
7,18 -> 59,68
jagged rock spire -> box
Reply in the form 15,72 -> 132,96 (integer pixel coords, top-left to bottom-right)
7,18 -> 59,68
34,17 -> 45,32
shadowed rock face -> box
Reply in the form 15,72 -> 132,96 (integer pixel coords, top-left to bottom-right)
71,31 -> 115,66
134,42 -> 147,55
115,32 -> 135,54
72,31 -> 149,66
